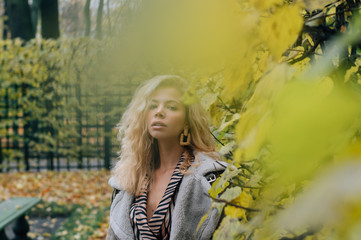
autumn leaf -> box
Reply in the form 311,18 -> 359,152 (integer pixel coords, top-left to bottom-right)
259,4 -> 303,60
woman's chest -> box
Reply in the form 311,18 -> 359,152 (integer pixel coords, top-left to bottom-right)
146,171 -> 174,219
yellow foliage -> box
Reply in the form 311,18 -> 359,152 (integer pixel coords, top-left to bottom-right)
235,64 -> 295,162
290,57 -> 310,74
250,0 -> 284,10
225,205 -> 247,220
225,190 -> 253,220
209,177 -> 230,199
188,0 -> 361,239
267,79 -> 361,184
221,11 -> 260,100
259,4 -> 303,60
336,139 -> 361,161
212,216 -> 247,240
303,0 -> 335,11
345,66 -> 359,83
337,201 -> 361,238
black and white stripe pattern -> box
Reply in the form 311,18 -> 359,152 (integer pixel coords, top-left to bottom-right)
129,154 -> 187,240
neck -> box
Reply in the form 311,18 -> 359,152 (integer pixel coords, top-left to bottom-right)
156,139 -> 184,170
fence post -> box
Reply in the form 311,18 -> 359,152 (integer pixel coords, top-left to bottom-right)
76,78 -> 83,169
13,85 -> 20,171
5,89 -> 10,172
0,136 -> 2,173
22,83 -> 30,171
0,95 -> 3,172
103,97 -> 111,170
44,80 -> 55,171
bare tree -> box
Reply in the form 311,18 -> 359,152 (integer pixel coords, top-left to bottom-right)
96,0 -> 104,39
30,0 -> 40,36
84,0 -> 91,37
106,0 -> 112,35
5,0 -> 34,40
40,0 -> 60,39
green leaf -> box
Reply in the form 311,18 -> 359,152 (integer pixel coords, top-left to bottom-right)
221,186 -> 243,201
213,216 -> 247,240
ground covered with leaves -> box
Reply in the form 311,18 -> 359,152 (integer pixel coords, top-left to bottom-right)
0,170 -> 112,239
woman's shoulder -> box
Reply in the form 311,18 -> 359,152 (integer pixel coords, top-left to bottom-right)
191,151 -> 227,178
108,175 -> 122,190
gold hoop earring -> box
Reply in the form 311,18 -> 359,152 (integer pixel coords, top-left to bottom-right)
180,126 -> 191,146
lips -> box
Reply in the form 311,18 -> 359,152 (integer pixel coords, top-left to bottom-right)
151,121 -> 167,127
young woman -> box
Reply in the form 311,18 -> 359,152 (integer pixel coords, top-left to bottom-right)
106,75 -> 225,240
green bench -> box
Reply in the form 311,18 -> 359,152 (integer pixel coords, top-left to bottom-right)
0,197 -> 41,240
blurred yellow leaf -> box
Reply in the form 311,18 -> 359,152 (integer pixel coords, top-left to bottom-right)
259,4 -> 303,60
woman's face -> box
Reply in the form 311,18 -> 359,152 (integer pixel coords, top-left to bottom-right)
146,87 -> 187,142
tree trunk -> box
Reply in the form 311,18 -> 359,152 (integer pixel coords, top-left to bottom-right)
30,0 -> 40,37
40,0 -> 60,39
3,0 -> 9,39
96,0 -> 104,39
6,0 -> 34,40
106,0 -> 112,35
84,0 -> 91,37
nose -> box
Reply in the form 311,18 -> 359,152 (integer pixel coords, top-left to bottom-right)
155,105 -> 165,118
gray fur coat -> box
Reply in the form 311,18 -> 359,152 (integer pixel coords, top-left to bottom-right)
106,152 -> 226,240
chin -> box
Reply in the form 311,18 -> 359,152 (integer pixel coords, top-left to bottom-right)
149,131 -> 168,139
152,135 -> 178,142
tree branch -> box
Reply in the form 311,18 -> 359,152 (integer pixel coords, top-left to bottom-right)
280,229 -> 317,240
206,194 -> 261,212
288,40 -> 321,65
304,7 -> 361,24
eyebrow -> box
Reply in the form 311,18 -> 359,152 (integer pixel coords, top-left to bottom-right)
149,99 -> 181,104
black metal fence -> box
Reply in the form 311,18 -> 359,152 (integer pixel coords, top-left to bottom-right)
0,79 -> 134,172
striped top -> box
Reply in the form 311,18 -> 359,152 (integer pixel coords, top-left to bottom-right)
129,154 -> 187,240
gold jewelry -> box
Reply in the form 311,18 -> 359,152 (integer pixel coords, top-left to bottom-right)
180,126 -> 191,146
